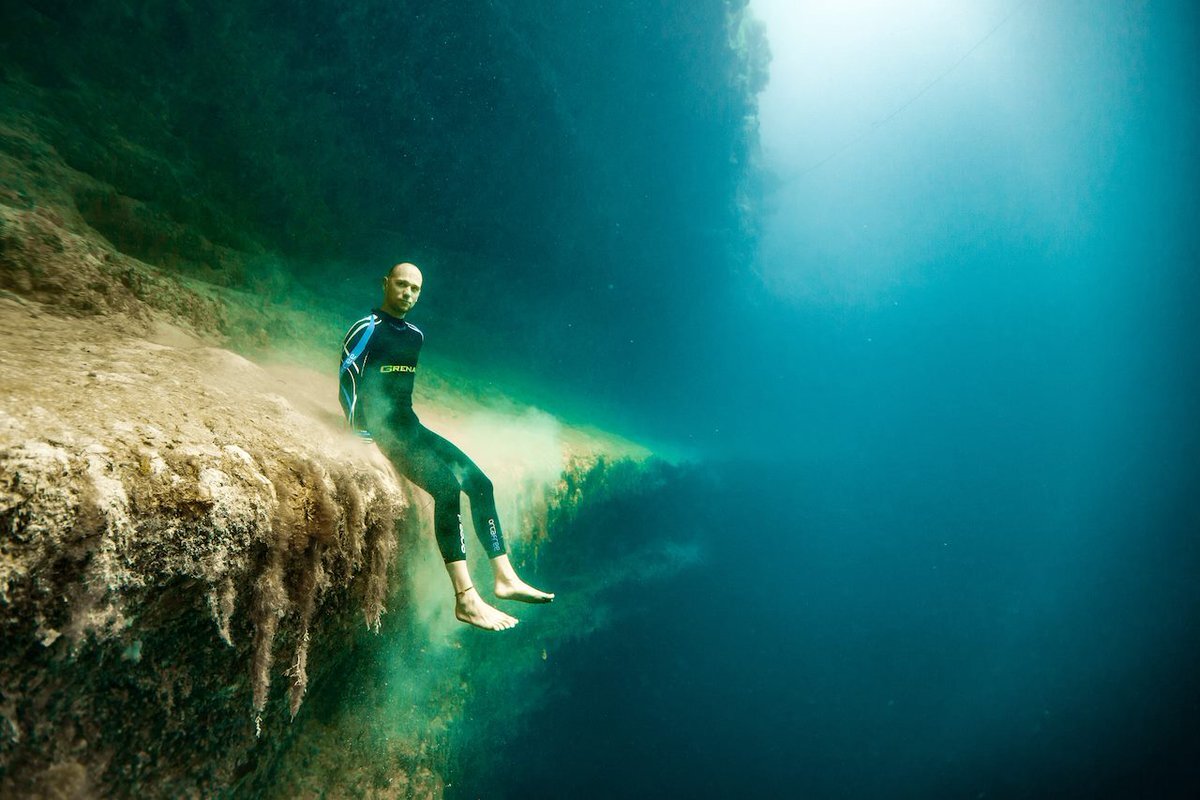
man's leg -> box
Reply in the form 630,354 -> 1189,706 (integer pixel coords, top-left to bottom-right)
375,427 -> 518,630
414,428 -> 506,556
415,426 -> 554,604
490,553 -> 555,604
445,559 -> 518,631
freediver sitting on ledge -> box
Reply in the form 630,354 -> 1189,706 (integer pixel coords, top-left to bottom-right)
338,262 -> 554,631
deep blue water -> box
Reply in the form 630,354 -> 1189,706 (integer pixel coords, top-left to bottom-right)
3,0 -> 1196,795
448,6 -> 1200,790
449,2 -> 1200,796
453,446 -> 1198,799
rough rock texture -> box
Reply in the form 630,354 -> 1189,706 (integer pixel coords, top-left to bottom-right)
0,294 -> 415,796
0,204 -> 652,798
0,56 -> 662,791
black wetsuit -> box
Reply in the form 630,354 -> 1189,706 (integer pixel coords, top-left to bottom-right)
339,308 -> 507,563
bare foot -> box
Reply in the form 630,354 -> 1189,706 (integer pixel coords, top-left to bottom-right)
494,575 -> 555,604
455,588 -> 519,631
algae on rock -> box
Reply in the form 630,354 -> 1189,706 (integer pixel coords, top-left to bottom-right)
0,215 -> 653,797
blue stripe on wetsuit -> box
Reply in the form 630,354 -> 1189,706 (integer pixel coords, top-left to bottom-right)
339,315 -> 378,437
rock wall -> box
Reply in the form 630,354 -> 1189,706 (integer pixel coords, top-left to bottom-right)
0,0 -> 767,431
0,288 -> 407,794
0,3 -> 693,792
0,211 -> 650,798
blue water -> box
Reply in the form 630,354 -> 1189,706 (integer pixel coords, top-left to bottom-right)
447,2 -> 1200,795
2,0 -> 1195,795
452,445 -> 1197,798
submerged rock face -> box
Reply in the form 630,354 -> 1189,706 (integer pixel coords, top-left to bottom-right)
0,228 -> 654,796
0,296 -> 417,796
0,2 -> 710,793
0,0 -> 767,428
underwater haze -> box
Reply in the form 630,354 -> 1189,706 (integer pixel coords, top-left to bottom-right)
2,0 -> 1198,797
456,0 -> 1200,798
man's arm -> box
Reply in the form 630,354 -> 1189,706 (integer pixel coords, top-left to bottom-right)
339,314 -> 378,439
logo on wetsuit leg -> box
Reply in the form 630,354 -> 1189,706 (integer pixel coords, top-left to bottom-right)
380,365 -> 417,373
487,519 -> 501,552
457,514 -> 466,557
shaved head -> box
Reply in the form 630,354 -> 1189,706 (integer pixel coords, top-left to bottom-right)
385,262 -> 422,281
381,262 -> 423,317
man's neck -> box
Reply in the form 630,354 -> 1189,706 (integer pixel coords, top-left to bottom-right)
379,305 -> 406,320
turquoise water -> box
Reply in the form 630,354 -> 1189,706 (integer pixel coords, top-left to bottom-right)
2,0 -> 1196,796
449,1 -> 1200,796
454,448 -> 1197,796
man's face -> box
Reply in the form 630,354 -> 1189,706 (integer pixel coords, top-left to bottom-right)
382,263 -> 422,315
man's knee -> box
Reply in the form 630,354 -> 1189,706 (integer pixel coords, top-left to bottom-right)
431,482 -> 462,511
464,470 -> 493,497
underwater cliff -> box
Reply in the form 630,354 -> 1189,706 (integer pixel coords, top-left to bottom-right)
0,1 -> 761,796
0,205 -> 661,796
0,0 -> 766,443
5,0 -> 1200,796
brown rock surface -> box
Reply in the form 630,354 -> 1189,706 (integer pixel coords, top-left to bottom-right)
0,258 -> 652,799
0,157 -> 653,796
0,294 -> 417,795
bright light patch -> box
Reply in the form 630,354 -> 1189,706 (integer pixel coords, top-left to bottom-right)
746,0 -> 1124,306
751,0 -> 1004,171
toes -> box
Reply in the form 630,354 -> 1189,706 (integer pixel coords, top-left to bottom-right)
457,597 -> 522,631
495,583 -> 555,603
483,607 -> 519,631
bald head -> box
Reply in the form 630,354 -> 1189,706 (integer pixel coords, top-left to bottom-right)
381,262 -> 423,318
385,262 -> 421,281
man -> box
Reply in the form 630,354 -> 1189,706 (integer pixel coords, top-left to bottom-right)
339,262 -> 554,631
